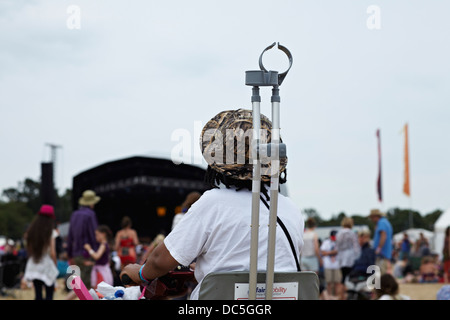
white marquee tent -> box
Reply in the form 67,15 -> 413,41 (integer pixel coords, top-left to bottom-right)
434,208 -> 450,259
393,228 -> 434,246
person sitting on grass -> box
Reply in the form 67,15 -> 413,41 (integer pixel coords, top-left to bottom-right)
419,255 -> 439,283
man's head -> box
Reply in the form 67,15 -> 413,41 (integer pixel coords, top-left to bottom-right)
79,190 -> 101,208
368,208 -> 385,223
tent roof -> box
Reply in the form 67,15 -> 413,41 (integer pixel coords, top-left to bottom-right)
393,228 -> 434,243
434,208 -> 450,231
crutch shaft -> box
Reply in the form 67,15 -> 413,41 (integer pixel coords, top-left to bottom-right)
249,89 -> 261,300
265,87 -> 281,300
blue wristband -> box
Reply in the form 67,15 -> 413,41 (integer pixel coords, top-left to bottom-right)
139,264 -> 151,284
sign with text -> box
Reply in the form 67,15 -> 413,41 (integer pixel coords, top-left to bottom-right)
234,282 -> 298,300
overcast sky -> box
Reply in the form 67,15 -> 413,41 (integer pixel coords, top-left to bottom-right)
1,0 -> 449,220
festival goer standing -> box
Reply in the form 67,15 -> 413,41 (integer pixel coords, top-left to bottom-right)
23,205 -> 59,300
115,216 -> 139,269
320,230 -> 341,299
415,232 -> 430,257
84,225 -> 114,288
368,209 -> 393,275
336,217 -> 360,300
66,190 -> 100,293
172,192 -> 201,230
120,109 -> 304,300
399,232 -> 412,260
300,217 -> 322,273
443,226 -> 450,283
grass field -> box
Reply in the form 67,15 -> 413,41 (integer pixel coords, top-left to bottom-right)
399,282 -> 446,300
0,279 -> 447,300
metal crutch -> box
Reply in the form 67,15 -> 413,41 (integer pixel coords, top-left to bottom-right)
245,42 -> 293,300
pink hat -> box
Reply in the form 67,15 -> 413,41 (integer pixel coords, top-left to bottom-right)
38,205 -> 55,219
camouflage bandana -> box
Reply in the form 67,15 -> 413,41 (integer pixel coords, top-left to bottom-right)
200,109 -> 287,181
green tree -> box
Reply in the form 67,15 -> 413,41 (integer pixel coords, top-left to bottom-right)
422,209 -> 443,230
0,178 -> 73,240
0,201 -> 34,239
2,178 -> 41,214
54,188 -> 73,222
302,208 -> 323,223
318,212 -> 347,227
386,208 -> 429,234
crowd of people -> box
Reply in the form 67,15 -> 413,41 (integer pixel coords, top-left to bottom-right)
300,210 -> 450,300
2,193 -> 450,301
1,109 -> 450,301
0,189 -> 200,300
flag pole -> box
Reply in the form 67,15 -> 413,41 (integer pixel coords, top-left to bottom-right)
409,196 -> 413,230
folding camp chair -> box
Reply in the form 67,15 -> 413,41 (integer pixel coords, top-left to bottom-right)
198,271 -> 319,300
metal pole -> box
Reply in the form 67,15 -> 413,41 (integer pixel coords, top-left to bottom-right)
265,86 -> 281,300
246,42 -> 292,300
249,86 -> 261,300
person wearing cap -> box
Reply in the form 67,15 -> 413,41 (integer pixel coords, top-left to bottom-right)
368,209 -> 393,275
66,190 -> 100,291
120,109 -> 304,300
23,205 -> 59,300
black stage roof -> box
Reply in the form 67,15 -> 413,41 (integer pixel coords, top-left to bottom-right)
72,156 -> 210,240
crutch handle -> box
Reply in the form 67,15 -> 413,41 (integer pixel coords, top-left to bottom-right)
258,42 -> 293,86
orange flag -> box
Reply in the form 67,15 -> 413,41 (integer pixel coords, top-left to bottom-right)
403,123 -> 410,196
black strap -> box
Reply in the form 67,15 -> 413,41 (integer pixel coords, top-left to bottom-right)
260,196 -> 301,272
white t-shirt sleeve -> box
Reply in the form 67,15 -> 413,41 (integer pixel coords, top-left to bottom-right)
320,240 -> 329,252
171,213 -> 184,231
164,194 -> 215,266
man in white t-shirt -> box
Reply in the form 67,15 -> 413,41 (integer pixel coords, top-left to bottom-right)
320,230 -> 342,298
120,109 -> 304,299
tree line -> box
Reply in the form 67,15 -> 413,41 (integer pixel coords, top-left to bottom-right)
0,178 -> 72,240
